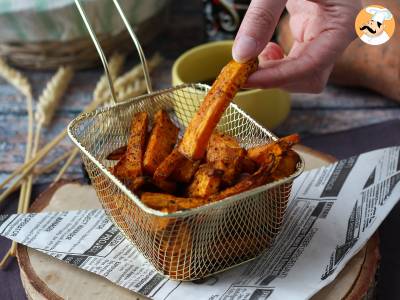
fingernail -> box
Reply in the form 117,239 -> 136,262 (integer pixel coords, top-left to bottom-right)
232,35 -> 258,62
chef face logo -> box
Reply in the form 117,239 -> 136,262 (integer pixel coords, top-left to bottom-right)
355,5 -> 395,45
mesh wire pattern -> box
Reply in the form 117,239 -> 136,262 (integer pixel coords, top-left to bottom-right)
68,84 -> 304,280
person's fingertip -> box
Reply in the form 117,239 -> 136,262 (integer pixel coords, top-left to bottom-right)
232,35 -> 258,62
263,42 -> 284,60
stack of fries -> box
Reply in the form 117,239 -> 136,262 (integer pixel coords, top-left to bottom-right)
70,57 -> 303,279
108,111 -> 300,213
107,59 -> 300,213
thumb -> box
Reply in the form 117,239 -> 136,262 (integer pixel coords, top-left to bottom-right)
232,0 -> 287,62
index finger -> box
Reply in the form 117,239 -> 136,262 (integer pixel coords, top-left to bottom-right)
245,28 -> 350,91
232,0 -> 287,62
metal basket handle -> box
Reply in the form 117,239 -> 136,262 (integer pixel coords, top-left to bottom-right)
74,0 -> 153,105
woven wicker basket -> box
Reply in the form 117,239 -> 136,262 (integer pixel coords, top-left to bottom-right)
0,8 -> 168,70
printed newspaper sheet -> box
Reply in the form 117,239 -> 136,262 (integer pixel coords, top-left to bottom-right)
1,147 -> 399,299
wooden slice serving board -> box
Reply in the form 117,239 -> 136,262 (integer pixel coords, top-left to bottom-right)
16,146 -> 379,300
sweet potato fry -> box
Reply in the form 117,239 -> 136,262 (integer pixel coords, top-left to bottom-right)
126,176 -> 147,192
143,110 -> 179,175
210,234 -> 268,265
207,132 -> 240,154
122,202 -> 171,233
170,158 -> 200,183
207,132 -> 245,185
113,112 -> 149,179
210,157 -> 276,202
270,150 -> 300,181
153,146 -> 199,193
247,134 -> 300,165
178,59 -> 258,160
153,148 -> 187,182
141,192 -> 179,212
106,145 -> 127,160
187,164 -> 223,198
157,222 -> 193,278
141,192 -> 207,213
240,155 -> 258,174
153,178 -> 177,194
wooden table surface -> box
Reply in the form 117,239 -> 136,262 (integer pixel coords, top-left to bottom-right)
0,0 -> 399,186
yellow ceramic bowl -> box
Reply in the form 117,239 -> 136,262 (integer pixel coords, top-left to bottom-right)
172,40 -> 290,129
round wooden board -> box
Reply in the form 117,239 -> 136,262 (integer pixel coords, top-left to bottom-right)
16,146 -> 379,300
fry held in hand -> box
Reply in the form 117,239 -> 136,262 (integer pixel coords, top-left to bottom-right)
178,59 -> 258,160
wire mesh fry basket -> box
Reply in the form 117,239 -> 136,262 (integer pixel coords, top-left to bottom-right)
68,0 -> 304,281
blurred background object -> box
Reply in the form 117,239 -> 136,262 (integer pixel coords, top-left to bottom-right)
278,0 -> 400,102
203,0 -> 250,41
0,0 -> 169,70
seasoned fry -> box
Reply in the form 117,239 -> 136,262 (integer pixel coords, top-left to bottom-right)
270,150 -> 299,181
171,158 -> 200,183
207,132 -> 245,185
141,192 -> 177,212
121,200 -> 171,233
211,234 -> 267,265
143,110 -> 179,175
113,112 -> 149,179
187,164 -> 223,198
178,59 -> 258,160
106,145 -> 127,160
247,134 -> 300,165
141,192 -> 207,213
153,147 -> 187,193
210,157 -> 276,202
153,178 -> 177,194
126,176 -> 147,192
109,64 -> 301,219
153,148 -> 187,182
157,222 -> 192,278
240,155 -> 258,174
207,132 -> 240,155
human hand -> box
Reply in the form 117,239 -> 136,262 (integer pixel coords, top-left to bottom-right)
232,0 -> 361,92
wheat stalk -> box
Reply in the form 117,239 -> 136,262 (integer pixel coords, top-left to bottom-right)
35,66 -> 74,127
53,55 -> 158,181
53,54 -> 126,182
54,79 -> 148,182
0,54 -> 161,192
93,52 -> 126,100
0,129 -> 67,206
0,91 -> 108,198
114,53 -> 161,92
0,58 -> 32,99
97,53 -> 161,106
35,149 -> 75,175
0,60 -> 33,267
22,66 -> 74,203
0,148 -> 74,196
116,79 -> 147,101
15,65 -> 75,261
